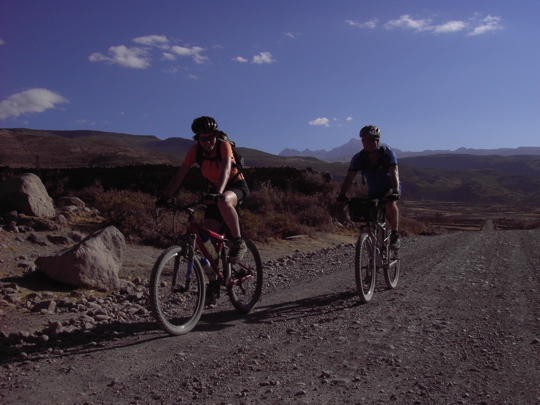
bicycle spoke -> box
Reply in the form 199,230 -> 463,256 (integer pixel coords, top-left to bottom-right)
355,233 -> 376,303
227,239 -> 263,313
150,247 -> 205,335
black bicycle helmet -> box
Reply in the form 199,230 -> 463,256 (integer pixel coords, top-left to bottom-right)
191,116 -> 218,134
359,125 -> 381,138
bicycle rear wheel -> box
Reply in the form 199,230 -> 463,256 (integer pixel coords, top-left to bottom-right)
384,248 -> 400,289
355,233 -> 376,303
149,246 -> 206,335
227,239 -> 263,313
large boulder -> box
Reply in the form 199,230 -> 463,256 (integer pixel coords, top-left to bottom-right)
0,173 -> 55,218
35,226 -> 125,290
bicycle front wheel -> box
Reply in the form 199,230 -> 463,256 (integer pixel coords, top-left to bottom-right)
355,233 -> 376,303
384,248 -> 400,289
227,239 -> 263,313
149,246 -> 206,336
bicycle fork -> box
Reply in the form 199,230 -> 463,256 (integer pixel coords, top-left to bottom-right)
173,234 -> 197,293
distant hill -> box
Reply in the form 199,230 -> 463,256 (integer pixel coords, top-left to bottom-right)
400,154 -> 540,177
280,138 -> 540,162
0,128 -> 342,176
2,128 -> 540,206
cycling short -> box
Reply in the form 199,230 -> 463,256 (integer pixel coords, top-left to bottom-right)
205,179 -> 250,222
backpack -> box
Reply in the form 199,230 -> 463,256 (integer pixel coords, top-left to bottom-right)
195,130 -> 245,176
357,146 -> 392,185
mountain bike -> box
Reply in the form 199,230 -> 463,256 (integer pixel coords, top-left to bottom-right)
149,201 -> 263,336
348,195 -> 400,303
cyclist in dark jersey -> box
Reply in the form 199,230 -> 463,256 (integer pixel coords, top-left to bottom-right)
338,125 -> 401,249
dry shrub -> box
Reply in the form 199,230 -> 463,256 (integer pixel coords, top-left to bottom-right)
92,189 -> 156,242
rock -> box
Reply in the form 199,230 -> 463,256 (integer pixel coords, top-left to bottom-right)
0,173 -> 55,218
56,196 -> 86,209
31,300 -> 57,313
27,233 -> 49,246
35,226 -> 125,290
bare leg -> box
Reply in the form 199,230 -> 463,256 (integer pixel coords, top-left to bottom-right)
386,201 -> 399,232
217,191 -> 241,238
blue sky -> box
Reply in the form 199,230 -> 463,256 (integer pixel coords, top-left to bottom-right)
1,0 -> 539,155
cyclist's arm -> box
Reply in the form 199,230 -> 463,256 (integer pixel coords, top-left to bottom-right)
389,165 -> 400,190
163,165 -> 191,197
339,170 -> 357,197
215,155 -> 232,195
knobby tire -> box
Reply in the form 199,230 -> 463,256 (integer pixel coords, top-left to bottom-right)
227,239 -> 263,313
384,247 -> 400,289
149,246 -> 206,336
355,233 -> 376,303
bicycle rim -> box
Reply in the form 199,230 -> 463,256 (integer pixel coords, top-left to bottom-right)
149,246 -> 205,335
227,239 -> 263,313
355,233 -> 376,303
384,248 -> 400,289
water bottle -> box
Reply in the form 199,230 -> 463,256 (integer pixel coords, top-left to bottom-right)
201,235 -> 219,261
200,257 -> 216,281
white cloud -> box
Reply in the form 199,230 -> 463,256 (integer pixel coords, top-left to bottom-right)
133,35 -> 169,48
0,38 -> 5,45
309,117 -> 330,127
346,117 -> 353,121
352,13 -> 503,37
346,19 -> 378,29
75,119 -> 95,126
252,52 -> 275,64
285,32 -> 296,39
162,52 -> 176,61
0,88 -> 68,120
433,20 -> 468,34
170,45 -> 209,64
385,15 -> 433,32
468,15 -> 504,36
89,45 -> 150,69
233,56 -> 249,63
234,52 -> 276,64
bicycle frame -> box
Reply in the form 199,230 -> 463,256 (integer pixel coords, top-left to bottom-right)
178,204 -> 253,287
364,201 -> 389,268
181,205 -> 227,281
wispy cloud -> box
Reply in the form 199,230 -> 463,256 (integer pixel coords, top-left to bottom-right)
0,89 -> 68,120
347,13 -> 503,36
90,35 -> 209,69
170,46 -> 209,64
384,15 -> 433,32
89,45 -> 151,69
309,117 -> 330,127
233,56 -> 249,63
433,20 -> 468,34
133,35 -> 169,48
233,52 -> 276,64
468,15 -> 504,36
346,19 -> 378,29
0,38 -> 5,45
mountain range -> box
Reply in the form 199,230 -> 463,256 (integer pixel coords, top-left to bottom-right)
279,138 -> 540,162
2,128 -> 540,206
2,128 -> 540,181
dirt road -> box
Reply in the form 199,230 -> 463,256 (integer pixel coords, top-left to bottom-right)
1,228 -> 539,404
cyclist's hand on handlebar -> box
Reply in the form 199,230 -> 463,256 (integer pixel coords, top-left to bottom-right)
336,194 -> 349,203
204,193 -> 223,203
156,195 -> 174,208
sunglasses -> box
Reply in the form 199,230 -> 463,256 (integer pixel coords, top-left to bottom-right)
198,134 -> 216,143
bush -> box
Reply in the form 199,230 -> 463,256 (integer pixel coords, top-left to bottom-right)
91,189 -> 156,242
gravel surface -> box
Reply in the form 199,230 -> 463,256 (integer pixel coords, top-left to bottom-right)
1,227 -> 540,404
